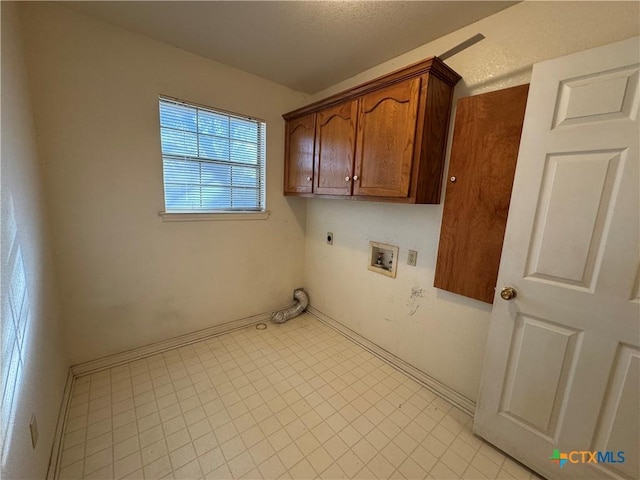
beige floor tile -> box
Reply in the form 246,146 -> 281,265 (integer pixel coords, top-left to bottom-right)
114,451 -> 142,479
440,449 -> 469,477
295,431 -> 321,456
501,457 -> 533,479
471,452 -> 502,479
306,446 -> 333,474
169,443 -> 196,471
397,456 -> 428,480
113,435 -> 139,462
220,435 -> 247,462
462,464 -> 490,479
284,418 -> 308,440
165,428 -> 190,453
278,442 -> 305,470
268,428 -> 293,453
258,453 -> 287,479
393,431 -> 419,455
381,441 -> 409,469
430,461 -> 460,480
84,447 -> 112,476
366,427 -> 391,451
198,447 -> 226,475
61,443 -> 86,468
227,450 -> 256,478
144,455 -> 173,479
423,434 -> 449,459
289,458 -> 318,479
337,450 -> 365,477
337,424 -> 361,447
173,458 -> 202,480
432,424 -> 457,446
60,315 -> 529,480
249,439 -> 276,466
352,438 -> 377,464
59,459 -> 84,480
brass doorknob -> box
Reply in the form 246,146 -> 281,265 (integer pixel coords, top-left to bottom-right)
500,286 -> 517,301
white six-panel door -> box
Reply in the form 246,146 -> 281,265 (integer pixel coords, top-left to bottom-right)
474,37 -> 639,480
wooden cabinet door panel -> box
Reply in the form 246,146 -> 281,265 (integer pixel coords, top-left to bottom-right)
353,78 -> 421,197
284,113 -> 315,193
314,101 -> 358,195
434,84 -> 529,303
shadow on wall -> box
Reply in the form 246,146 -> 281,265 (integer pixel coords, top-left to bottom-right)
455,65 -> 533,97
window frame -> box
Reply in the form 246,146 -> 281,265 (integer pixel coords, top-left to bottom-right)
157,95 -> 268,219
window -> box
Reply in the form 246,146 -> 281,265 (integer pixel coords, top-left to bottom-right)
159,97 -> 266,213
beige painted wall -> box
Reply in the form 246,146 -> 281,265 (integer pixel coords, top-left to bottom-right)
303,1 -> 640,401
1,3 -> 69,478
19,3 -> 309,364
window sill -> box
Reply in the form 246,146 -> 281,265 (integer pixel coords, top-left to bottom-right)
159,211 -> 271,222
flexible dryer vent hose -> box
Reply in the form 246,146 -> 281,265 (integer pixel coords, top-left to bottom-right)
271,289 -> 309,324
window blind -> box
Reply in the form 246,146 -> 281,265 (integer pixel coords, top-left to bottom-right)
159,97 -> 266,212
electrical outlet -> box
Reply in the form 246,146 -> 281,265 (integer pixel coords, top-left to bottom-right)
407,250 -> 418,266
326,232 -> 333,245
29,415 -> 38,449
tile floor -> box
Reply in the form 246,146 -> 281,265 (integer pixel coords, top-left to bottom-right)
58,313 -> 543,480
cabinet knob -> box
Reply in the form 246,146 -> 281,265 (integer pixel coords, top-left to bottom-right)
345,176 -> 351,182
306,176 -> 312,182
353,176 -> 359,181
450,176 -> 457,182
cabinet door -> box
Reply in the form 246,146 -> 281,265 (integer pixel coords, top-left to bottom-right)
314,101 -> 358,195
284,113 -> 315,194
434,84 -> 529,303
353,78 -> 421,197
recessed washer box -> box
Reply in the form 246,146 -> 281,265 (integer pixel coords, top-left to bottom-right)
368,241 -> 399,278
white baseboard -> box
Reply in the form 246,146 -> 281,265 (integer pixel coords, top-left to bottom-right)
306,305 -> 476,416
46,368 -> 74,480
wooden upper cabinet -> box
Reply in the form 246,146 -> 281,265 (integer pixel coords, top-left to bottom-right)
284,113 -> 315,194
314,101 -> 358,195
434,84 -> 530,303
354,78 -> 420,197
283,57 -> 461,203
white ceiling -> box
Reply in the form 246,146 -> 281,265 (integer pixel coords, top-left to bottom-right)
61,1 -> 517,94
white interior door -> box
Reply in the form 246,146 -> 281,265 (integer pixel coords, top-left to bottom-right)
474,37 -> 639,480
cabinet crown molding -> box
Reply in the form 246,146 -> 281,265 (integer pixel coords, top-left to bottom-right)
283,56 -> 460,120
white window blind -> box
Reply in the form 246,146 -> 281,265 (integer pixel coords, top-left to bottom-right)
159,97 -> 266,212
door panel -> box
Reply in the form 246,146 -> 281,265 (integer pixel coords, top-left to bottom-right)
474,37 -> 639,480
499,315 -> 581,439
553,66 -> 639,128
525,149 -> 625,290
592,344 -> 639,479
632,267 -> 640,302
314,101 -> 358,195
353,78 -> 420,197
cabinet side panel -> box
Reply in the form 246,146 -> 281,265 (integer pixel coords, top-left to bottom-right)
415,75 -> 455,204
434,84 -> 529,303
